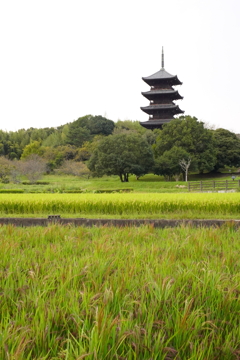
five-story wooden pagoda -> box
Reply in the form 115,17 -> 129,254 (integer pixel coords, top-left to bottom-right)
140,47 -> 184,129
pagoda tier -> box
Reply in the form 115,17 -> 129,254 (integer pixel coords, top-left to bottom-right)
140,119 -> 172,128
141,104 -> 184,117
140,48 -> 184,130
142,69 -> 182,87
141,89 -> 183,101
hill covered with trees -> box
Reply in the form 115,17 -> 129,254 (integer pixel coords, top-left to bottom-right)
1,114 -> 240,183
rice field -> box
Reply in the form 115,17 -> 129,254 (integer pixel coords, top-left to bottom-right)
0,225 -> 239,359
0,193 -> 240,219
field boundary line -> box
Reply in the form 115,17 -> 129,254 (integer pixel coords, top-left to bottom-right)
0,218 -> 240,228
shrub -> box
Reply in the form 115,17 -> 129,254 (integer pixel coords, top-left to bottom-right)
22,181 -> 50,185
94,188 -> 133,193
0,189 -> 24,193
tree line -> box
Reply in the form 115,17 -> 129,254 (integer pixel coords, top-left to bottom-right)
1,114 -> 240,183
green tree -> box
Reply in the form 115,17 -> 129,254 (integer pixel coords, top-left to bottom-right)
142,130 -> 157,145
0,157 -> 17,183
76,136 -> 105,162
42,132 -> 63,147
66,126 -> 91,148
66,115 -> 115,147
21,141 -> 43,159
114,120 -> 146,135
154,146 -> 197,180
154,116 -> 217,173
87,115 -> 115,136
213,128 -> 240,170
88,133 -> 154,182
42,125 -> 70,147
41,145 -> 79,171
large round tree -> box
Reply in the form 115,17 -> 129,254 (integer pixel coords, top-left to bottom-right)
213,128 -> 240,170
66,115 -> 115,147
88,133 -> 154,182
154,116 -> 217,173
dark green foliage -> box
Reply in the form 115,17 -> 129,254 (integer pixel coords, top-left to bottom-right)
63,190 -> 84,193
154,146 -> 197,179
66,115 -> 115,147
66,124 -> 91,147
213,128 -> 240,170
1,114 -> 240,179
22,181 -> 50,185
94,188 -> 133,193
142,130 -> 157,145
0,189 -> 24,193
154,116 -> 217,173
0,127 -> 56,159
88,133 -> 154,182
87,115 -> 115,135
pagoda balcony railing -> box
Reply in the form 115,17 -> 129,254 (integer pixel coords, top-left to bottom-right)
150,100 -> 175,105
151,86 -> 173,91
146,104 -> 177,109
149,116 -> 173,121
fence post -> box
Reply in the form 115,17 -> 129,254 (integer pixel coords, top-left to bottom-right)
226,180 -> 228,190
200,181 -> 203,191
188,182 -> 190,191
213,181 -> 215,190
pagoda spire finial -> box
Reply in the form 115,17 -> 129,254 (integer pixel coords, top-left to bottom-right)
161,46 -> 164,69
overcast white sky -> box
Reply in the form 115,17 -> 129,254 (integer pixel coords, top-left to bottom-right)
1,0 -> 240,133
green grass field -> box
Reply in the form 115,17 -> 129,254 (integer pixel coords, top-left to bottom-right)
0,172 -> 238,194
1,225 -> 239,359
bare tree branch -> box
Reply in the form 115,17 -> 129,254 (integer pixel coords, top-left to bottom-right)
179,158 -> 191,182
20,154 -> 47,183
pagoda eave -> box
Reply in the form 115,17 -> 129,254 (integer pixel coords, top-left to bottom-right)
142,76 -> 182,87
141,107 -> 184,116
141,90 -> 183,101
141,104 -> 183,111
140,119 -> 173,129
142,89 -> 179,95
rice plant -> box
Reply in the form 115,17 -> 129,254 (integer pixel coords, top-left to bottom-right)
0,193 -> 240,218
0,225 -> 239,359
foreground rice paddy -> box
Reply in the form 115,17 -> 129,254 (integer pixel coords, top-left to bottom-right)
1,193 -> 240,219
0,225 -> 239,359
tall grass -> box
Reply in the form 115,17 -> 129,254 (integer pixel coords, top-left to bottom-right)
0,225 -> 239,359
0,193 -> 240,219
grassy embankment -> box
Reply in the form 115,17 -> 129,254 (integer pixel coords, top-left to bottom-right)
0,172 -> 237,194
0,192 -> 240,219
1,225 -> 239,359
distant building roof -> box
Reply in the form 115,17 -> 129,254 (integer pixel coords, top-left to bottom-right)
142,69 -> 182,86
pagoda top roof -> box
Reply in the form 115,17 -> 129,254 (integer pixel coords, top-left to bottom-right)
142,69 -> 182,86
